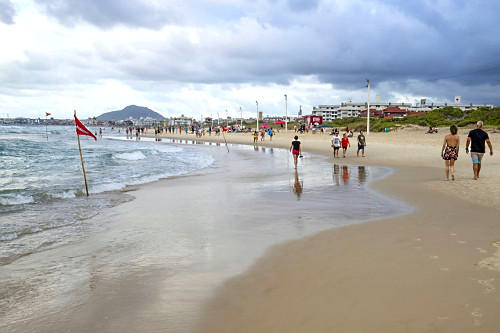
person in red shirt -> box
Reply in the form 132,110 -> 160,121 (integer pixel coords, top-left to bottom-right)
341,133 -> 350,158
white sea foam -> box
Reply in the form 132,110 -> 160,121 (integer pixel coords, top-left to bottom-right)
0,194 -> 34,206
115,151 -> 146,161
90,182 -> 127,194
52,191 -> 77,199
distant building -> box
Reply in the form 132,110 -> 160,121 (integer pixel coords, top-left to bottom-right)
312,95 -> 494,120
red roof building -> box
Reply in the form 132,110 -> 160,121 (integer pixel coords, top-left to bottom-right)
383,106 -> 408,118
359,108 -> 383,118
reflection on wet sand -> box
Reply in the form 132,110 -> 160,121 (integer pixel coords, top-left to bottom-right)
333,164 -> 341,186
292,169 -> 303,199
358,166 -> 366,185
332,164 -> 368,186
342,165 -> 350,185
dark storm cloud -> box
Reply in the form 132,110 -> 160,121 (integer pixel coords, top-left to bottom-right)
254,0 -> 500,103
0,0 -> 15,24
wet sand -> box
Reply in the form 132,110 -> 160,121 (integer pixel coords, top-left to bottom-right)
152,127 -> 500,332
2,138 -> 405,332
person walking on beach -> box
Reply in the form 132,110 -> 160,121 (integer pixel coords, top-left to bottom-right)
357,130 -> 366,157
341,133 -> 350,158
290,135 -> 301,169
465,121 -> 493,180
441,124 -> 460,181
253,130 -> 258,144
332,132 -> 341,158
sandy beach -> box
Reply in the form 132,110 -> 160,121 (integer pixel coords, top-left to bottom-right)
150,126 -> 500,332
4,125 -> 499,333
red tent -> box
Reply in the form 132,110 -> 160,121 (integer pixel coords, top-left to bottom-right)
274,120 -> 286,124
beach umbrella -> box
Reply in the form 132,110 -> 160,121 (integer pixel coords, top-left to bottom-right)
261,124 -> 269,127
274,120 -> 286,124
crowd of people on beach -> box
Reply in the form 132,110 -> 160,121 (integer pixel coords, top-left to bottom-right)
114,120 -> 494,182
288,121 -> 493,183
287,127 -> 367,169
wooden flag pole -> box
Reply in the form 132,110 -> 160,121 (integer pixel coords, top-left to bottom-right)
75,111 -> 90,196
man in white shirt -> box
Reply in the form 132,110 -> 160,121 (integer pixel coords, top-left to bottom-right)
332,132 -> 341,158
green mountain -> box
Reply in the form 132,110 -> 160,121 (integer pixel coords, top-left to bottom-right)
97,105 -> 166,121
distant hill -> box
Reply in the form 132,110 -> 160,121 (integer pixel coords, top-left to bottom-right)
97,105 -> 166,121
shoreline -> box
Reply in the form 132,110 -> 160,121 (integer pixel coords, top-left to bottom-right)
3,134 -> 405,333
4,127 -> 499,332
149,127 -> 500,331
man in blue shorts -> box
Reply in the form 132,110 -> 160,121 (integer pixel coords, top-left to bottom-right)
357,130 -> 366,157
465,121 -> 493,180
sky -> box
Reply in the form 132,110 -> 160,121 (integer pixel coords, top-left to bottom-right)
1,0 -> 500,120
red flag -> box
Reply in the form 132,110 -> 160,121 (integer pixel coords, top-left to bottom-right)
46,112 -> 51,117
74,114 -> 97,140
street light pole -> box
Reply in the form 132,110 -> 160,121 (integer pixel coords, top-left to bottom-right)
226,109 -> 228,126
240,107 -> 242,129
284,94 -> 288,132
366,78 -> 370,134
256,101 -> 259,130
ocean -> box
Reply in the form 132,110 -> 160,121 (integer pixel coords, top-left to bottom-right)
0,125 -> 410,332
0,125 -> 214,265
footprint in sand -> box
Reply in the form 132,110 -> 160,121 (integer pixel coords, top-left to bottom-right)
457,240 -> 467,244
450,233 -> 457,236
472,309 -> 483,317
440,268 -> 450,271
476,248 -> 488,254
478,279 -> 496,293
471,308 -> 483,326
478,240 -> 500,272
430,255 -> 439,259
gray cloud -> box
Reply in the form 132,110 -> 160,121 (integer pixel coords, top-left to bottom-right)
0,0 -> 15,24
35,0 -> 182,28
5,0 -> 500,113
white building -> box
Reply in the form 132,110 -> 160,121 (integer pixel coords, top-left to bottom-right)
312,95 -> 494,120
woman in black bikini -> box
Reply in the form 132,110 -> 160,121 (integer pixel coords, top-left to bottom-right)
290,135 -> 301,169
441,124 -> 460,180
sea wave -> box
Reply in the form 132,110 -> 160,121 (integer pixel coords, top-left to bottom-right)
0,194 -> 34,206
114,151 -> 146,161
